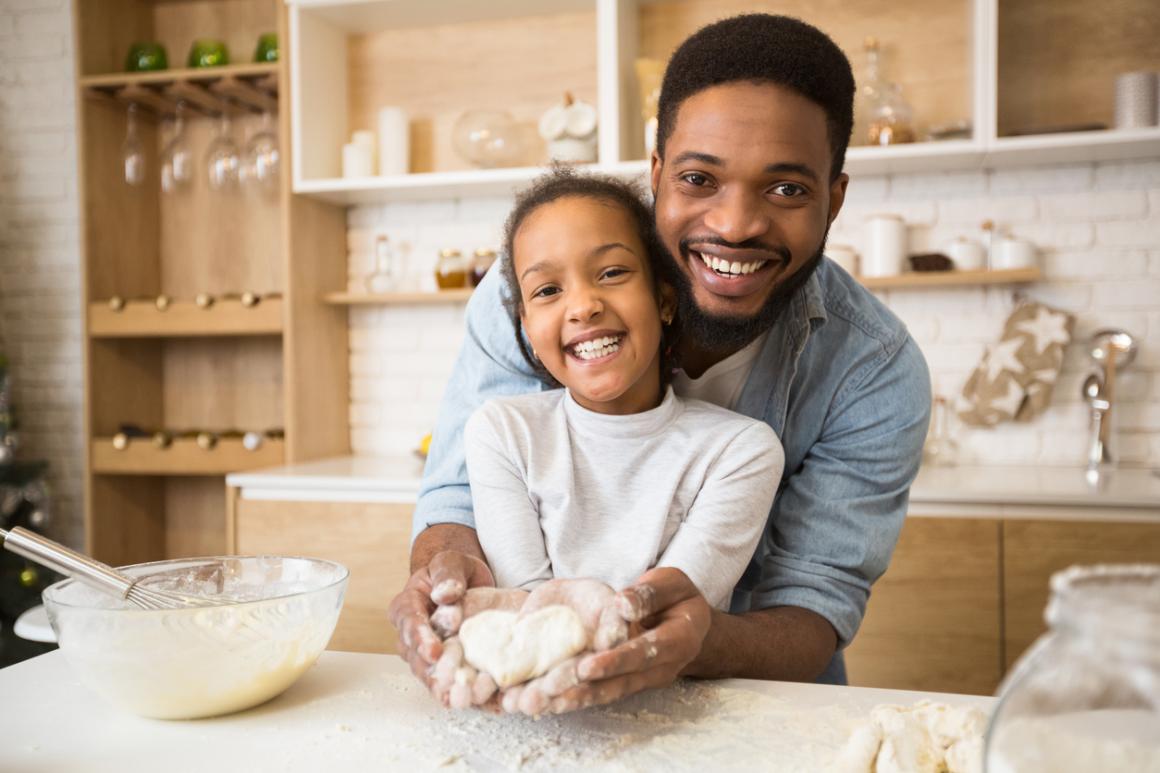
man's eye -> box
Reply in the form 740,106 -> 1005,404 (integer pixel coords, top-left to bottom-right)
772,182 -> 806,197
680,172 -> 711,187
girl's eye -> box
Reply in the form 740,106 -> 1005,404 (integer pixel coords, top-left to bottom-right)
601,268 -> 628,280
531,286 -> 559,299
772,182 -> 806,197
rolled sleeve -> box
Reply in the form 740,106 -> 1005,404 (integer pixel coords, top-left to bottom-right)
411,266 -> 544,543
744,336 -> 930,646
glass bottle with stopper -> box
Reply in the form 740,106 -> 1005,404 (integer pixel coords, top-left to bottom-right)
858,37 -> 916,146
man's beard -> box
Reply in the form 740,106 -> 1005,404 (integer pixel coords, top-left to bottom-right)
659,234 -> 828,354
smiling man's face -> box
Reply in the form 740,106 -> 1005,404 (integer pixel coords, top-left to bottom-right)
651,80 -> 848,356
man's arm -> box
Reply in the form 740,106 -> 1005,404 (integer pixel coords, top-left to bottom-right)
686,606 -> 837,682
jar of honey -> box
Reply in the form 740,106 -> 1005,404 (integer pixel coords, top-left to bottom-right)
470,248 -> 497,287
435,248 -> 468,289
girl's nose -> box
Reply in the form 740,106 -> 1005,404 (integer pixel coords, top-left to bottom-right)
567,287 -> 603,323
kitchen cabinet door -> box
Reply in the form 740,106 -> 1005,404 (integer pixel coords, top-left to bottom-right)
844,516 -> 1003,696
230,494 -> 412,654
1002,519 -> 1160,670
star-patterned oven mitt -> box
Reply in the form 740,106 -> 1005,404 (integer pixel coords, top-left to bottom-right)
957,301 -> 1074,426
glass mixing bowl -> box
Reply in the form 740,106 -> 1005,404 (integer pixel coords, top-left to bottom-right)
43,555 -> 348,720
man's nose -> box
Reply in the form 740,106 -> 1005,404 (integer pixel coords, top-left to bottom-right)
702,189 -> 770,245
567,286 -> 603,322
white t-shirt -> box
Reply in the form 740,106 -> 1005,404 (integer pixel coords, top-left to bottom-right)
463,387 -> 784,610
671,332 -> 770,410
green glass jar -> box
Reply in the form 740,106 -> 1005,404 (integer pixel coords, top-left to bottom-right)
253,33 -> 278,63
187,39 -> 229,68
125,42 -> 168,72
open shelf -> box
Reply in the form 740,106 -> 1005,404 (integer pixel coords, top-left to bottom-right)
82,63 -> 279,116
89,297 -> 284,338
91,436 -> 285,476
858,267 -> 1041,290
324,289 -> 473,306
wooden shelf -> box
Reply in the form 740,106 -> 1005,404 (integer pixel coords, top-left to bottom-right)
324,289 -> 474,305
81,63 -> 279,115
91,437 -> 285,476
88,298 -> 284,338
858,267 -> 1042,290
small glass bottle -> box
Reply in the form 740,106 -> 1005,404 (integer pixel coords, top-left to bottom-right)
470,248 -> 497,287
985,565 -> 1160,772
922,396 -> 959,467
435,248 -> 467,289
364,235 -> 399,294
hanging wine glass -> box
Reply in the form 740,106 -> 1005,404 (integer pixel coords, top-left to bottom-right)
242,109 -> 279,188
121,103 -> 146,186
159,101 -> 193,193
205,107 -> 240,190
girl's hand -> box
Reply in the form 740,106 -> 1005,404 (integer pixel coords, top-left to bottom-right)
429,587 -> 529,708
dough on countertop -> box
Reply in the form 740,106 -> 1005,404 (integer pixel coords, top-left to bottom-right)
835,700 -> 988,773
459,605 -> 589,689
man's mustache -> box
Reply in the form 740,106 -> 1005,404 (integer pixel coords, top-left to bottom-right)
678,237 -> 792,264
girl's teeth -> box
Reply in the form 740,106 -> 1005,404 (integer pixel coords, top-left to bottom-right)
699,253 -> 764,276
572,336 -> 622,360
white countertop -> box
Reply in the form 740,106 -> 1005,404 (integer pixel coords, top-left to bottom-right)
0,650 -> 990,772
229,455 -> 1160,519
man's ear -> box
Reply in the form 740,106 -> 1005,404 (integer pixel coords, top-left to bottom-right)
827,172 -> 849,227
659,283 -> 677,324
650,150 -> 663,199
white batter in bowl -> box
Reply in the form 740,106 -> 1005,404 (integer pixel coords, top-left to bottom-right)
42,555 -> 348,720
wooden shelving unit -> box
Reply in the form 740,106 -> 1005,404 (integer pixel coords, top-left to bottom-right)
91,436 -> 286,476
323,289 -> 473,306
88,297 -> 284,338
859,267 -> 1041,290
73,0 -> 349,564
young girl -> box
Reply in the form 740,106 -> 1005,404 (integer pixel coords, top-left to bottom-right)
440,168 -> 783,710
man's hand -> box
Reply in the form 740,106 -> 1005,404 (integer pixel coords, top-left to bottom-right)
512,568 -> 711,715
387,547 -> 495,687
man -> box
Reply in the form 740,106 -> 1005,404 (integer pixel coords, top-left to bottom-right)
390,14 -> 930,712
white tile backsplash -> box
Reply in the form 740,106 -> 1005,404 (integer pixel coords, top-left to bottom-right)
346,160 -> 1160,468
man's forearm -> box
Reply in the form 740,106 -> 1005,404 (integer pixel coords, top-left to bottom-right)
410,523 -> 486,573
683,605 -> 838,682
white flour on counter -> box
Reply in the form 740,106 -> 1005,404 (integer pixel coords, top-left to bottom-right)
269,671 -> 871,772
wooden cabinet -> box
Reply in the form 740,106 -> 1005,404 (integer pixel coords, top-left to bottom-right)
844,517 -> 1003,696
228,493 -> 413,654
72,0 -> 349,565
1002,519 -> 1160,670
846,513 -> 1160,696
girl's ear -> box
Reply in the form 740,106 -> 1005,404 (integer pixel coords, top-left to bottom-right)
659,283 -> 677,325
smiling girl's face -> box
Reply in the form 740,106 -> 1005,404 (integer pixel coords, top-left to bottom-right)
514,195 -> 674,415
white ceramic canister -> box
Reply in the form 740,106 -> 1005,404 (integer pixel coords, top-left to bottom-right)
1114,71 -> 1158,129
377,107 -> 410,176
945,236 -> 986,271
825,244 -> 859,275
992,237 -> 1037,270
862,214 -> 908,277
342,141 -> 374,178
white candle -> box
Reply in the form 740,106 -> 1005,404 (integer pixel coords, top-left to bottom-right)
378,107 -> 410,176
342,142 -> 373,178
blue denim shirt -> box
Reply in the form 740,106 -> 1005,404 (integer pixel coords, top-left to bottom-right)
413,257 -> 931,685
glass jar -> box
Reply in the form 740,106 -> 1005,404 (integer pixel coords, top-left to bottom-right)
985,564 -> 1160,772
435,248 -> 467,290
470,248 -> 497,287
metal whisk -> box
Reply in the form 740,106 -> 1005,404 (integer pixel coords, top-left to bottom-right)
1,526 -> 220,610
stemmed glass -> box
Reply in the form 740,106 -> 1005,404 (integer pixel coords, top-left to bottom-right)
242,110 -> 279,188
205,108 -> 241,190
159,101 -> 193,193
121,103 -> 146,186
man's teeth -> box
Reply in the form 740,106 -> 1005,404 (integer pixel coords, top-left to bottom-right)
572,336 -> 622,360
698,252 -> 765,276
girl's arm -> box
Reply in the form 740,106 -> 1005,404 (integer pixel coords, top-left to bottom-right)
464,406 -> 554,590
657,422 -> 784,608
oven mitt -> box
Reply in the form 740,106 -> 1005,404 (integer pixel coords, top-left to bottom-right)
956,301 -> 1074,427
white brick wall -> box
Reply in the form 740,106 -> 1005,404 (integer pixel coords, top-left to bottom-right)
0,0 -> 84,547
348,160 -> 1160,469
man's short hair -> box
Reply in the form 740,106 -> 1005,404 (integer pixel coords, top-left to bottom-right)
656,14 -> 855,181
